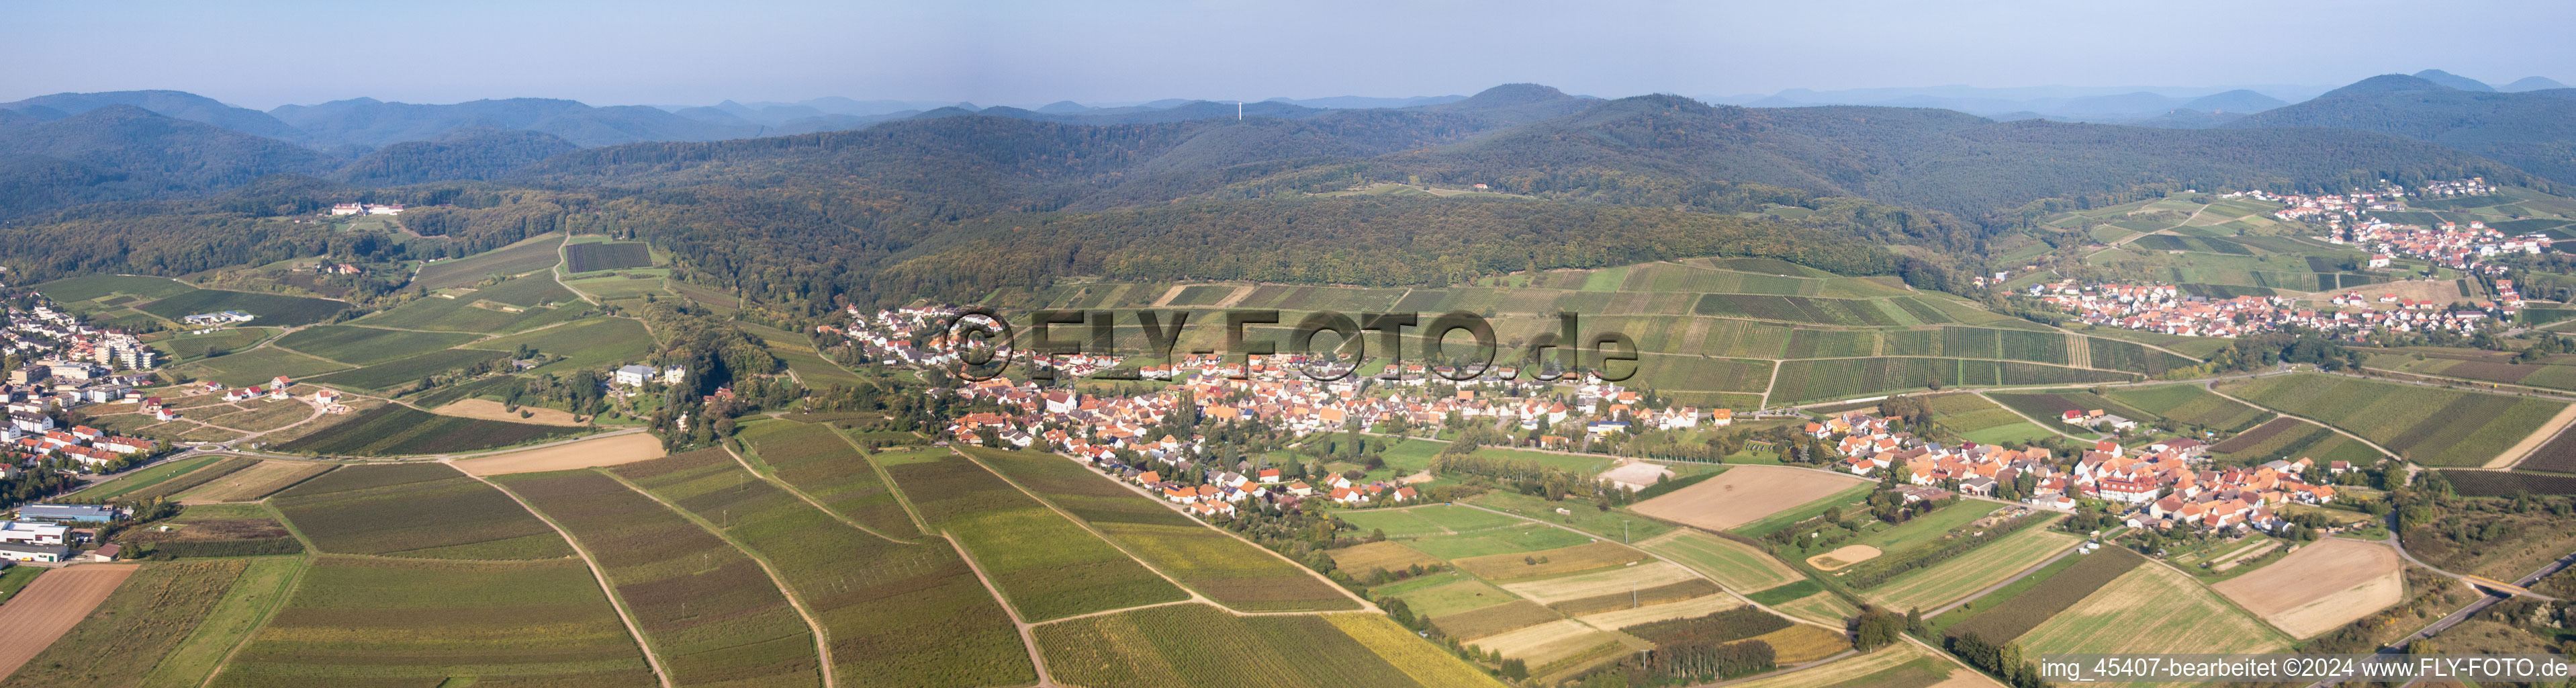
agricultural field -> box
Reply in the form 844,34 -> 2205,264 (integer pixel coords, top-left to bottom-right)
150,326 -> 279,361
1730,482 -> 1877,538
174,346 -> 353,386
2365,348 -> 2576,391
210,556 -> 659,688
179,460 -> 334,502
1630,464 -> 1870,531
1770,357 -> 2133,403
1718,642 -> 1988,688
1638,529 -> 1802,593
467,315 -> 655,374
2209,539 -> 2405,638
1382,576 -> 1516,618
1500,560 -> 1703,607
137,288 -> 348,327
1328,540 -> 1445,576
273,325 -> 480,366
1464,489 -> 1674,543
357,280 -> 590,333
197,398 -> 318,433
119,502 -> 306,558
1943,546 -> 2146,642
1380,521 -> 1596,560
273,404 -> 584,456
450,432 -> 665,474
968,447 -> 1355,611
567,241 -> 655,273
2019,564 -> 2291,658
1861,520 -> 2078,613
0,560 -> 257,688
77,454 -> 229,501
1452,541 -> 1647,581
613,449 -> 1035,687
1036,604 -> 1482,688
0,565 -> 136,680
880,452 -> 1188,619
741,420 -> 921,539
2442,469 -> 2576,496
413,232 -> 566,290
494,470 -> 823,688
2104,383 -> 2273,432
2209,417 -> 2389,466
132,558 -> 306,688
307,347 -> 510,390
2219,373 -> 2567,466
269,462 -> 573,559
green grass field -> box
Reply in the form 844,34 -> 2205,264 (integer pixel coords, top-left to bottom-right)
37,273 -> 197,302
467,316 -> 653,374
77,455 -> 222,500
1849,501 -> 2004,552
152,327 -> 279,361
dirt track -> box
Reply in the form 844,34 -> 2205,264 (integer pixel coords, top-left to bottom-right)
0,565 -> 139,677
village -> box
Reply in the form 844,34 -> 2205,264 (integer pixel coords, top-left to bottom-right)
1814,408 -> 2346,533
829,304 -> 2340,535
2027,281 -> 2505,337
2029,179 -> 2548,339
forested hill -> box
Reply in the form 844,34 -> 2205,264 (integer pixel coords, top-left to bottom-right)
1379,95 -> 2538,218
0,106 -> 337,200
518,90 -> 2539,224
2225,75 -> 2576,185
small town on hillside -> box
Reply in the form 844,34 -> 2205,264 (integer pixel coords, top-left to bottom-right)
2031,179 -> 2549,339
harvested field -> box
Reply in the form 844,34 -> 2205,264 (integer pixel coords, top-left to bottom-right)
430,398 -> 586,426
0,560 -> 258,688
1641,529 -> 1802,593
1500,561 -> 1700,605
1574,592 -> 1741,630
1808,545 -> 1881,570
0,564 -> 138,679
1436,599 -> 1564,639
1773,591 -> 1861,626
1475,619 -> 1626,667
1329,541 -> 1443,576
179,460 -> 332,502
1630,464 -> 1868,531
1453,541 -> 1648,581
2211,539 -> 2405,638
451,431 -> 665,475
2021,564 -> 2289,655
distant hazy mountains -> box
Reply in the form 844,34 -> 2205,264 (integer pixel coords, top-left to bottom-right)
0,73 -> 2569,221
2224,72 -> 2576,185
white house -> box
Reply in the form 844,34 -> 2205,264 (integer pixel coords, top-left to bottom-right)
613,365 -> 654,388
0,521 -> 67,545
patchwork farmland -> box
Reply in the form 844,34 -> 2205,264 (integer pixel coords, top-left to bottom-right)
1630,465 -> 1870,531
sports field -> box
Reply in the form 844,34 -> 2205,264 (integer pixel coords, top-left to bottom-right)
1630,465 -> 1868,531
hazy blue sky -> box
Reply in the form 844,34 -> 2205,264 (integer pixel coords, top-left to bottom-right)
5,0 -> 2570,108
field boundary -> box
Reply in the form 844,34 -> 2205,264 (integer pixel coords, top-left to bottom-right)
722,443 -> 919,544
2489,402 -> 2576,469
190,554 -> 313,688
